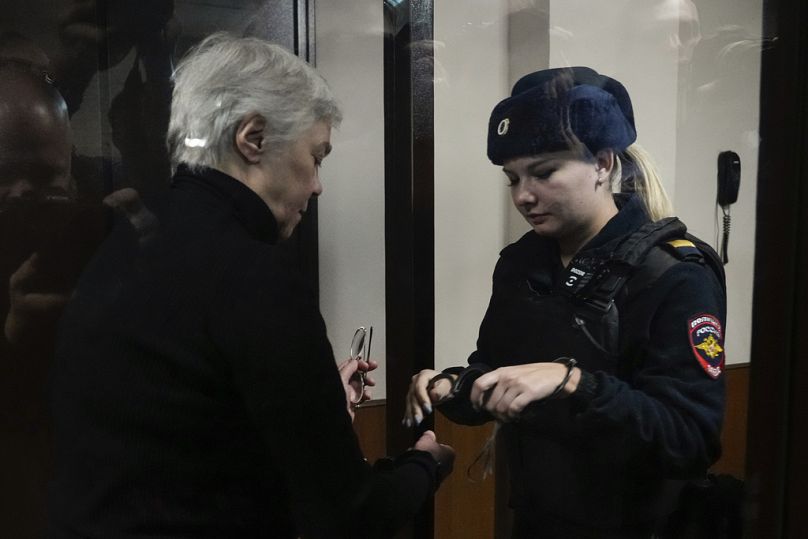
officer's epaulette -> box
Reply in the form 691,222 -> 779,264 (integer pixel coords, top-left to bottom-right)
663,239 -> 704,262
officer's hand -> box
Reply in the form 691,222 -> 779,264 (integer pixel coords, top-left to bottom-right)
470,363 -> 580,422
404,369 -> 456,427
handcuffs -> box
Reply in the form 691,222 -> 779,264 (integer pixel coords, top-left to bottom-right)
425,364 -> 490,404
426,357 -> 578,406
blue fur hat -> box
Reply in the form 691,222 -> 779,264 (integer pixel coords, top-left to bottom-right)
487,67 -> 636,165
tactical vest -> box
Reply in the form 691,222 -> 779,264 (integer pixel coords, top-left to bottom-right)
560,216 -> 726,358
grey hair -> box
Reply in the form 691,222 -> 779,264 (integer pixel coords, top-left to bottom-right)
167,32 -> 342,171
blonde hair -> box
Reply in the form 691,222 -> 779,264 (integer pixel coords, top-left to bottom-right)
609,144 -> 673,220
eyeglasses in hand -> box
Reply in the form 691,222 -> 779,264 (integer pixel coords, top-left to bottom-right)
349,326 -> 373,405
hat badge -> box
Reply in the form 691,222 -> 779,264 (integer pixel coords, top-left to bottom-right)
497,118 -> 510,135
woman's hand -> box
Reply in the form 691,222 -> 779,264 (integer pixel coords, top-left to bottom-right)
337,357 -> 378,421
413,430 -> 455,479
403,369 -> 457,427
469,362 -> 580,422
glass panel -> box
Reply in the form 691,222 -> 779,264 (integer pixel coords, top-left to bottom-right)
0,0 -> 777,536
0,2 -> 306,535
431,1 -> 762,536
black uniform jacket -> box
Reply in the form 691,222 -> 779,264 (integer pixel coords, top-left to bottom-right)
49,166 -> 438,538
439,195 -> 726,534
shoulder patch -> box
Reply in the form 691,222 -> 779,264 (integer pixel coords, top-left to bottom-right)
665,239 -> 703,261
688,314 -> 725,379
667,239 -> 696,249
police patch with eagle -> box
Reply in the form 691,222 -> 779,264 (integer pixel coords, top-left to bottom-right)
688,314 -> 725,379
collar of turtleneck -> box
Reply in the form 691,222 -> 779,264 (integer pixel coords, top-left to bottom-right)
171,164 -> 280,244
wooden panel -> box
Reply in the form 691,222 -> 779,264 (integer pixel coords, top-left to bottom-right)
434,414 -> 496,539
711,363 -> 750,479
353,399 -> 387,463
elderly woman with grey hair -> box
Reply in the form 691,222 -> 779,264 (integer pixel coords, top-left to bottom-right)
49,33 -> 453,539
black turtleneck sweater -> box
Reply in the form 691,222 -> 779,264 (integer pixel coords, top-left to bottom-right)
49,166 -> 438,538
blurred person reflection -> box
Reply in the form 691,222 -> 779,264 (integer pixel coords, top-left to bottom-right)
0,55 -> 138,537
0,66 -> 73,347
0,65 -> 73,539
50,33 -> 454,539
50,0 -> 177,202
0,30 -> 52,76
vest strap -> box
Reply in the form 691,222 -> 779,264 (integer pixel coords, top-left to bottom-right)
562,217 -> 723,357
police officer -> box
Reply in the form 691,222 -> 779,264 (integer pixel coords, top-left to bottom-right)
405,67 -> 726,538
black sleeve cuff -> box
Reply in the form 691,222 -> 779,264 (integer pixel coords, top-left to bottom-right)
376,449 -> 446,492
570,369 -> 600,407
433,364 -> 494,426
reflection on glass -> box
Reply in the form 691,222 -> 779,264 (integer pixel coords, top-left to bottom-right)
0,2 -> 310,535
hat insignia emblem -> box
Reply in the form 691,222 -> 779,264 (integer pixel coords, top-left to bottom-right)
497,118 -> 510,135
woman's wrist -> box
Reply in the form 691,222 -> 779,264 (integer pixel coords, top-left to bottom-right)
568,369 -> 600,404
547,357 -> 577,400
562,367 -> 582,396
